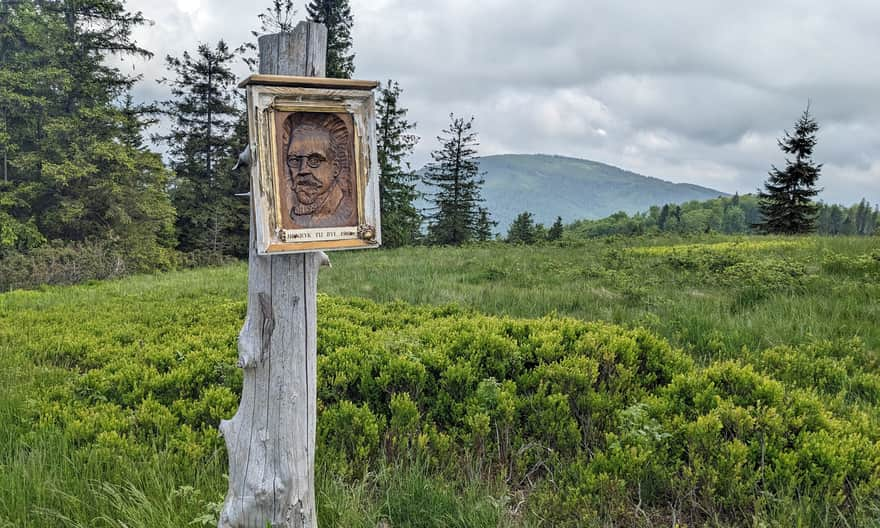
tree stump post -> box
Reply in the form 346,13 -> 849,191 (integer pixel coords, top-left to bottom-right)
218,21 -> 328,528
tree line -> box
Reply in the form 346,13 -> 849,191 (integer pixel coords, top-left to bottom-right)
549,194 -> 878,242
508,108 -> 877,243
1,1 -> 873,289
0,0 -> 495,287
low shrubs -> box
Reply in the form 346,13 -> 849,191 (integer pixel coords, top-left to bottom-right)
0,239 -> 237,292
4,278 -> 879,526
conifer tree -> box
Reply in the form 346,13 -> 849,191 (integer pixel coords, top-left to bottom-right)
475,208 -> 496,241
828,205 -> 845,235
757,106 -> 822,234
422,114 -> 489,245
507,211 -> 537,244
306,0 -> 354,78
0,0 -> 175,268
259,0 -> 297,34
855,198 -> 870,235
376,80 -> 421,247
672,206 -> 683,226
158,41 -> 248,256
657,204 -> 670,231
547,216 -> 564,241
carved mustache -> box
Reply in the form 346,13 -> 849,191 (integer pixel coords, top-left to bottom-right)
291,174 -> 322,190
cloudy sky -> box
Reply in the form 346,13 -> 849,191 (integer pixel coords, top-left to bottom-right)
123,0 -> 880,204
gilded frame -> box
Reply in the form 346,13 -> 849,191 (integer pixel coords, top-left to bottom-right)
241,75 -> 381,254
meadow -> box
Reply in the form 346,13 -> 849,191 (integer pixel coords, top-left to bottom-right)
1,235 -> 879,527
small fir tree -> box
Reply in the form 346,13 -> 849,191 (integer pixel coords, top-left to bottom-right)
475,208 -> 496,241
507,211 -> 537,244
258,0 -> 297,34
828,205 -> 845,235
756,106 -> 822,234
158,41 -> 248,257
855,198 -> 870,235
306,0 -> 354,78
422,114 -> 488,245
547,216 -> 564,241
376,80 -> 421,248
657,204 -> 670,231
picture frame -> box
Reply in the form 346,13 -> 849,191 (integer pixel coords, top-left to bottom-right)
240,75 -> 382,254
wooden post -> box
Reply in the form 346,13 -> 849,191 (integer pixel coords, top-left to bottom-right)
219,21 -> 328,528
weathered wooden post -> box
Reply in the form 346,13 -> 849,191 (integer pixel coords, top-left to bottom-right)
219,21 -> 380,528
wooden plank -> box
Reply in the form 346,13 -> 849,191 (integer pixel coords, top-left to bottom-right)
265,239 -> 374,253
239,74 -> 379,91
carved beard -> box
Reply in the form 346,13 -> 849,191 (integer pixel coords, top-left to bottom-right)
291,175 -> 340,217
290,160 -> 343,218
293,201 -> 320,215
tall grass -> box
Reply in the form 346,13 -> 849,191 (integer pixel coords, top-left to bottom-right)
319,236 -> 880,359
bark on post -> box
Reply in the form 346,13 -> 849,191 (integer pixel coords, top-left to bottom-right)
219,21 -> 328,528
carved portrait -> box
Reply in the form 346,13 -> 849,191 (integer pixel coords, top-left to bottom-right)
242,75 -> 380,254
275,111 -> 358,230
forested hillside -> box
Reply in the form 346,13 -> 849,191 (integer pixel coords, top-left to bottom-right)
566,194 -> 879,239
417,154 -> 726,232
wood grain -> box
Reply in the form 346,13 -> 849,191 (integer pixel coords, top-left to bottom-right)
219,20 -> 325,528
239,74 -> 379,91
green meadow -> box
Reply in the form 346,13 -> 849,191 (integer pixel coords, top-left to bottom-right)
2,235 -> 879,527
321,236 -> 880,359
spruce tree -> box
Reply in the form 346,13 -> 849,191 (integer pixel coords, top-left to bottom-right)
547,216 -> 564,241
657,204 -> 670,231
376,80 -> 421,247
158,41 -> 248,257
422,114 -> 489,245
672,206 -> 683,227
828,205 -> 844,235
258,0 -> 297,34
475,208 -> 495,241
757,106 -> 822,234
855,198 -> 870,235
306,0 -> 354,78
507,211 -> 537,244
0,0 -> 175,268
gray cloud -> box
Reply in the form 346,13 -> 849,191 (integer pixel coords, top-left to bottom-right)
123,0 -> 880,205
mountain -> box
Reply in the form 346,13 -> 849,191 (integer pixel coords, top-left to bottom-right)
417,154 -> 727,233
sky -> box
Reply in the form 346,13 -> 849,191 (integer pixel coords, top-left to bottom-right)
122,0 -> 880,205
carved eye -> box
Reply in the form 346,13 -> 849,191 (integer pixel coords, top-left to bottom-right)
287,155 -> 326,169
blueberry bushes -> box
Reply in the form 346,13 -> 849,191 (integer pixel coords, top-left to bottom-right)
3,271 -> 879,526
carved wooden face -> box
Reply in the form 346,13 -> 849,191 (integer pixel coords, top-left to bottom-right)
276,111 -> 357,230
286,127 -> 338,212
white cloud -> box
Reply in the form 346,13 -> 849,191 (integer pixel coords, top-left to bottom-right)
121,0 -> 880,205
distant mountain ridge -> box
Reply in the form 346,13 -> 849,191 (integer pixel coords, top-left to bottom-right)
417,154 -> 727,233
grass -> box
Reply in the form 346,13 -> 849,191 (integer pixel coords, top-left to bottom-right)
319,236 -> 880,360
1,234 -> 878,526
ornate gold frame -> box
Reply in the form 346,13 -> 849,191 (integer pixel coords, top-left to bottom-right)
241,75 -> 381,254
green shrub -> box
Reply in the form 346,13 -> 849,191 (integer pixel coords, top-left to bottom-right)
822,250 -> 880,278
319,401 -> 383,477
4,267 -> 880,526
